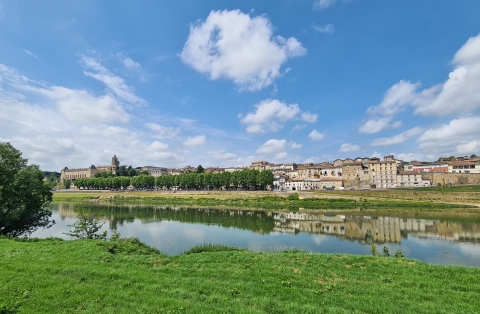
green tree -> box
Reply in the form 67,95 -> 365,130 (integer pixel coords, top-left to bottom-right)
258,170 -> 274,190
63,179 -> 71,189
471,154 -> 478,158
196,165 -> 205,173
63,207 -> 107,240
0,142 -> 54,237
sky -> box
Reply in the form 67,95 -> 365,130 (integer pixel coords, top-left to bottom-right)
1,0 -> 480,171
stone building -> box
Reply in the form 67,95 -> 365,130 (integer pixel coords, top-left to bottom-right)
369,155 -> 398,188
60,155 -> 120,182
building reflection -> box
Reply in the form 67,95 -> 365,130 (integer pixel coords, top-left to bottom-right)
273,212 -> 480,245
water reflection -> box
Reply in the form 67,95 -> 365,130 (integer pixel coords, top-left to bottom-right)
36,203 -> 480,266
273,212 -> 480,245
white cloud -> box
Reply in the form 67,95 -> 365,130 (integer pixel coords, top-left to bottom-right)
308,129 -> 324,140
312,24 -> 335,34
80,55 -> 145,105
371,127 -> 423,146
256,139 -> 287,154
301,112 -> 318,123
367,80 -> 419,116
339,143 -> 360,152
290,142 -> 302,149
457,140 -> 480,155
304,156 -> 322,164
0,63 -> 130,124
180,9 -> 306,91
366,34 -> 480,118
371,151 -> 382,158
395,152 -> 427,162
314,0 -> 337,9
291,124 -> 306,132
0,63 -> 192,170
23,49 -> 39,59
145,123 -> 180,139
418,116 -> 480,155
149,141 -> 169,151
241,99 -> 301,133
359,118 -> 402,134
183,135 -> 206,147
121,56 -> 141,71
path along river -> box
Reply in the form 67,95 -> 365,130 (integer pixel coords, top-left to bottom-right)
32,203 -> 480,267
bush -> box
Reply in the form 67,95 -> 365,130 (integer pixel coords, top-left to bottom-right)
287,193 -> 299,200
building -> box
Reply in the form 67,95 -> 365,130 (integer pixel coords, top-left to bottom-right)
342,161 -> 369,189
60,155 -> 120,182
448,161 -> 480,174
396,171 -> 424,187
369,155 -> 398,188
140,166 -> 168,177
404,162 -> 449,173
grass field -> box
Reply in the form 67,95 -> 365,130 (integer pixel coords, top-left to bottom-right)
52,190 -> 480,212
1,237 -> 480,314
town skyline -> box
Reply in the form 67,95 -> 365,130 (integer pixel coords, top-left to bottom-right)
1,1 -> 480,171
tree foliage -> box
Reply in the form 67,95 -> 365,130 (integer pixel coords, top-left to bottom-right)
0,142 -> 54,237
63,207 -> 107,240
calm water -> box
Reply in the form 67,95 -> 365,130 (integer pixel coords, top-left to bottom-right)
32,203 -> 480,267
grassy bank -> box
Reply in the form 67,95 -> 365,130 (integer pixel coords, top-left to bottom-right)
1,238 -> 479,313
52,191 -> 478,212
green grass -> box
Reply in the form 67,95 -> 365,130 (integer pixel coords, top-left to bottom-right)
53,193 -> 478,212
1,237 -> 480,313
397,185 -> 480,192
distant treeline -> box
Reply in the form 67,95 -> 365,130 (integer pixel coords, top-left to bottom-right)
73,169 -> 274,191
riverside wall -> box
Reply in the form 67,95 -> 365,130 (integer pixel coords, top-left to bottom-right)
422,173 -> 480,186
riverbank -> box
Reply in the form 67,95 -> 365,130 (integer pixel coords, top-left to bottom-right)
52,190 -> 480,212
1,237 -> 479,313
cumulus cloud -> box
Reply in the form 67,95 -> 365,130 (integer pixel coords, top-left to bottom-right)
365,34 -> 480,120
180,9 -> 306,91
240,99 -> 300,133
240,99 -> 316,133
183,135 -> 206,147
367,80 -> 419,116
308,129 -> 325,140
412,35 -> 480,115
339,143 -> 360,152
256,139 -> 287,154
371,127 -> 423,146
418,116 -> 480,155
359,118 -> 402,134
312,24 -> 335,34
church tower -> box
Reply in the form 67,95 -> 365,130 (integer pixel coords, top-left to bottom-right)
111,155 -> 120,168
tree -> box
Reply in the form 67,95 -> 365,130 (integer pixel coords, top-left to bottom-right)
63,179 -> 71,189
63,207 -> 107,240
471,154 -> 478,158
196,165 -> 205,173
0,142 -> 54,237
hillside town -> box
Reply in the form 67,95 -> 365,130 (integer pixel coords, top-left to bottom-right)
60,154 -> 480,190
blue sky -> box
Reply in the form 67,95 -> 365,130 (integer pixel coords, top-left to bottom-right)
1,0 -> 480,171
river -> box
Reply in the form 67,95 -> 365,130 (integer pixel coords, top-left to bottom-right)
32,203 -> 480,267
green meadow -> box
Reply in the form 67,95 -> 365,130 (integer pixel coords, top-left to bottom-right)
1,237 -> 479,314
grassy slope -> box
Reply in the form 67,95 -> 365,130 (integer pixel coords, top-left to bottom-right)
1,238 -> 479,314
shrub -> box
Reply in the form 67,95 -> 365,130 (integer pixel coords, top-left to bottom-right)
287,193 -> 299,200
